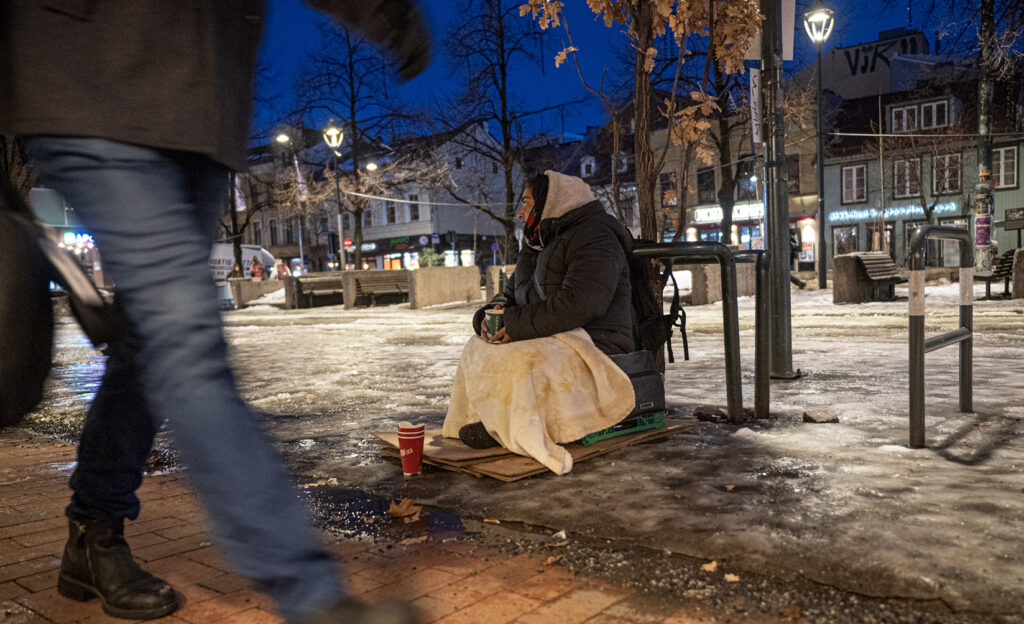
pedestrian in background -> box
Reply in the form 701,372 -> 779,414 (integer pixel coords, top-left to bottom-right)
1,1 -> 429,622
276,258 -> 292,280
250,255 -> 266,280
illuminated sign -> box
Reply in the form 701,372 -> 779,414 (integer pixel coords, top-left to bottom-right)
62,232 -> 95,246
361,242 -> 377,252
692,200 -> 764,224
828,201 -> 958,223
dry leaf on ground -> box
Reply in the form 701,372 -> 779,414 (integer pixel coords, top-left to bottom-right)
724,573 -> 740,582
399,536 -> 428,545
549,540 -> 569,548
388,499 -> 422,518
725,484 -> 736,491
544,555 -> 562,566
700,560 -> 718,572
483,518 -> 501,524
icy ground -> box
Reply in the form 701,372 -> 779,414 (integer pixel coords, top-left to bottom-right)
31,283 -> 1024,619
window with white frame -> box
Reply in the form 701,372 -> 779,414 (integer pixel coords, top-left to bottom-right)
891,105 -> 917,133
993,146 -> 1018,188
932,153 -> 961,194
581,156 -> 595,178
893,158 -> 921,198
920,101 -> 948,129
842,164 -> 867,203
408,194 -> 420,221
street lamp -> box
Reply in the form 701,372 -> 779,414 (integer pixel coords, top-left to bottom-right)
274,129 -> 306,272
804,0 -> 834,289
322,119 -> 346,269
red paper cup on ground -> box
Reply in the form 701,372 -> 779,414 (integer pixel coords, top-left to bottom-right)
397,423 -> 425,476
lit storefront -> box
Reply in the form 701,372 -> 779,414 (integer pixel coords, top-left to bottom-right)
353,233 -> 483,270
827,201 -> 962,265
686,200 -> 765,247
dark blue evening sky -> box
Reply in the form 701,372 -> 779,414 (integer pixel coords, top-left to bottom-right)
254,0 -> 945,141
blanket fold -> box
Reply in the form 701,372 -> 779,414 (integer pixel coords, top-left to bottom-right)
443,329 -> 635,474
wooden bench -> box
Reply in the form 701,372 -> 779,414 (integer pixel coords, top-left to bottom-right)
288,273 -> 346,309
977,249 -> 1016,300
353,272 -> 409,307
853,252 -> 907,301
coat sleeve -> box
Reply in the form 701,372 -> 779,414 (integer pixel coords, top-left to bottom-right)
471,266 -> 518,335
503,225 -> 624,341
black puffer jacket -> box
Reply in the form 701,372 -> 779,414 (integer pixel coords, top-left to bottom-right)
473,172 -> 633,355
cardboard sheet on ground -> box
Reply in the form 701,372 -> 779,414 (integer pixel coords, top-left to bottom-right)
373,418 -> 694,482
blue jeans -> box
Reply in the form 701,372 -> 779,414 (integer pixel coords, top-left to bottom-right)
27,138 -> 343,622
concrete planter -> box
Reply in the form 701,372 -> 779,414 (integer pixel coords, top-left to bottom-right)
408,266 -> 482,309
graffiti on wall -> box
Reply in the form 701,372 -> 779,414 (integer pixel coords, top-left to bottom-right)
842,36 -> 923,76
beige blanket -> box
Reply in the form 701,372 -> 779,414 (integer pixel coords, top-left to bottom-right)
443,329 -> 635,475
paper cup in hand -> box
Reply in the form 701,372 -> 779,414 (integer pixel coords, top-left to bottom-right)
397,423 -> 425,476
485,308 -> 505,337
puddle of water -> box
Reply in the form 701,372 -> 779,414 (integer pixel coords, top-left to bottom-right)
303,486 -> 464,542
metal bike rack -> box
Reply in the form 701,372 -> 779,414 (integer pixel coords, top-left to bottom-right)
907,225 -> 974,448
632,243 -> 769,424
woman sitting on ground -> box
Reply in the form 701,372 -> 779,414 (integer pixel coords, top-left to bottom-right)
442,170 -> 636,474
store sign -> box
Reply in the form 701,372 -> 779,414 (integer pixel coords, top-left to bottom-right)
389,236 -> 410,245
361,242 -> 377,252
828,201 -> 958,223
62,232 -> 94,246
1005,207 -> 1024,231
692,200 -> 764,224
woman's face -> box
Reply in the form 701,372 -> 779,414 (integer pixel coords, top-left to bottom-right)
518,187 -> 534,223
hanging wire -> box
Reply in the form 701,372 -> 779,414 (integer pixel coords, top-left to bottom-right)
340,188 -> 509,207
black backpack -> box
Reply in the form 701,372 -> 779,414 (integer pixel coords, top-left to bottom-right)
0,178 -> 121,428
627,238 -> 688,363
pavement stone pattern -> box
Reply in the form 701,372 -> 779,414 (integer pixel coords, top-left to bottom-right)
0,429 -> 731,624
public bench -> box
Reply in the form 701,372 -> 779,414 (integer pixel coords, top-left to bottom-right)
347,271 -> 410,308
976,248 -> 1015,299
833,252 -> 906,303
286,272 -> 345,309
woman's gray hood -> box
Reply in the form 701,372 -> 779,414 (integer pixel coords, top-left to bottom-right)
540,170 -> 596,222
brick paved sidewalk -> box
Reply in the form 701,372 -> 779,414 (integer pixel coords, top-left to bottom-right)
0,429 -> 733,624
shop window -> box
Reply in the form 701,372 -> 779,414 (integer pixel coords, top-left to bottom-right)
386,201 -> 397,224
787,155 -> 801,195
269,219 -> 278,246
833,225 -> 858,256
253,222 -> 262,246
408,195 -> 420,221
737,156 -> 757,201
697,167 -> 715,204
920,101 -> 948,129
932,153 -> 961,194
891,105 -> 917,133
993,146 -> 1018,188
842,164 -> 866,203
893,159 -> 921,198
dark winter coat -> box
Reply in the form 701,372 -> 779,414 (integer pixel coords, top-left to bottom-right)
473,172 -> 633,355
0,0 -> 419,172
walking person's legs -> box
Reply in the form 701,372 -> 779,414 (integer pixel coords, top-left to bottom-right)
28,138 -> 344,621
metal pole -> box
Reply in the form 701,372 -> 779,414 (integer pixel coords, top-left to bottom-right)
754,251 -> 770,419
816,43 -> 828,289
333,154 -> 346,269
959,266 -> 973,413
908,260 -> 926,448
761,0 -> 796,378
719,255 -> 743,423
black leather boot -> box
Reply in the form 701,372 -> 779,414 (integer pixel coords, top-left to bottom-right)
57,518 -> 178,620
301,596 -> 422,624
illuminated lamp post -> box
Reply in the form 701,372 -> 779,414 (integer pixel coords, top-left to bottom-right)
322,120 -> 346,269
804,0 -> 834,289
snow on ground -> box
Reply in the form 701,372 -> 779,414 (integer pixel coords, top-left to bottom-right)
29,284 -> 1024,616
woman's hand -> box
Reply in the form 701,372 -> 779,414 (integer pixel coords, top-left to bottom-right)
488,327 -> 510,344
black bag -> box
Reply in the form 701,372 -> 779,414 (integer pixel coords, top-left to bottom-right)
627,238 -> 688,362
0,178 -> 121,428
609,350 -> 665,418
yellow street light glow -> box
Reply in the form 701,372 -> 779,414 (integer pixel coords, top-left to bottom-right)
365,162 -> 378,171
802,0 -> 834,44
275,133 -> 291,143
322,120 -> 344,149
